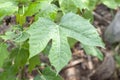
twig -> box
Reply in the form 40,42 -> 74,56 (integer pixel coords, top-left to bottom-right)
93,12 -> 111,24
62,59 -> 84,71
87,56 -> 93,70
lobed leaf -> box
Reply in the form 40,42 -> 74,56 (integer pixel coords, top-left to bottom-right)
82,44 -> 104,61
25,0 -> 56,19
27,12 -> 104,72
59,0 -> 89,13
101,0 -> 118,9
0,1 -> 18,19
60,13 -> 104,47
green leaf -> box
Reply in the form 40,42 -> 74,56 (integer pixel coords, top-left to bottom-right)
87,0 -> 99,10
42,41 -> 52,55
0,31 -> 28,43
82,10 -> 94,22
0,66 -> 17,80
101,0 -> 118,9
115,0 -> 120,3
0,31 -> 16,41
115,54 -> 120,66
34,67 -> 63,80
35,2 -> 58,20
29,55 -> 40,72
60,13 -> 104,47
82,44 -> 104,61
27,17 -> 72,72
68,38 -> 77,48
115,0 -> 120,6
15,0 -> 31,3
34,75 -> 44,80
25,0 -> 56,17
0,43 -> 9,67
14,32 -> 29,42
72,0 -> 89,9
24,2 -> 41,16
59,0 -> 77,13
27,12 -> 104,72
59,0 -> 89,13
14,48 -> 29,68
0,1 -> 18,19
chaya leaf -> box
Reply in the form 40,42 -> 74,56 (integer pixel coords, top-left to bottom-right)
0,1 -> 18,19
24,0 -> 55,16
24,2 -> 41,16
35,2 -> 58,20
27,12 -> 104,72
82,44 -> 104,61
59,0 -> 89,13
82,10 -> 94,22
101,0 -> 118,9
0,43 -> 9,68
34,67 -> 63,80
